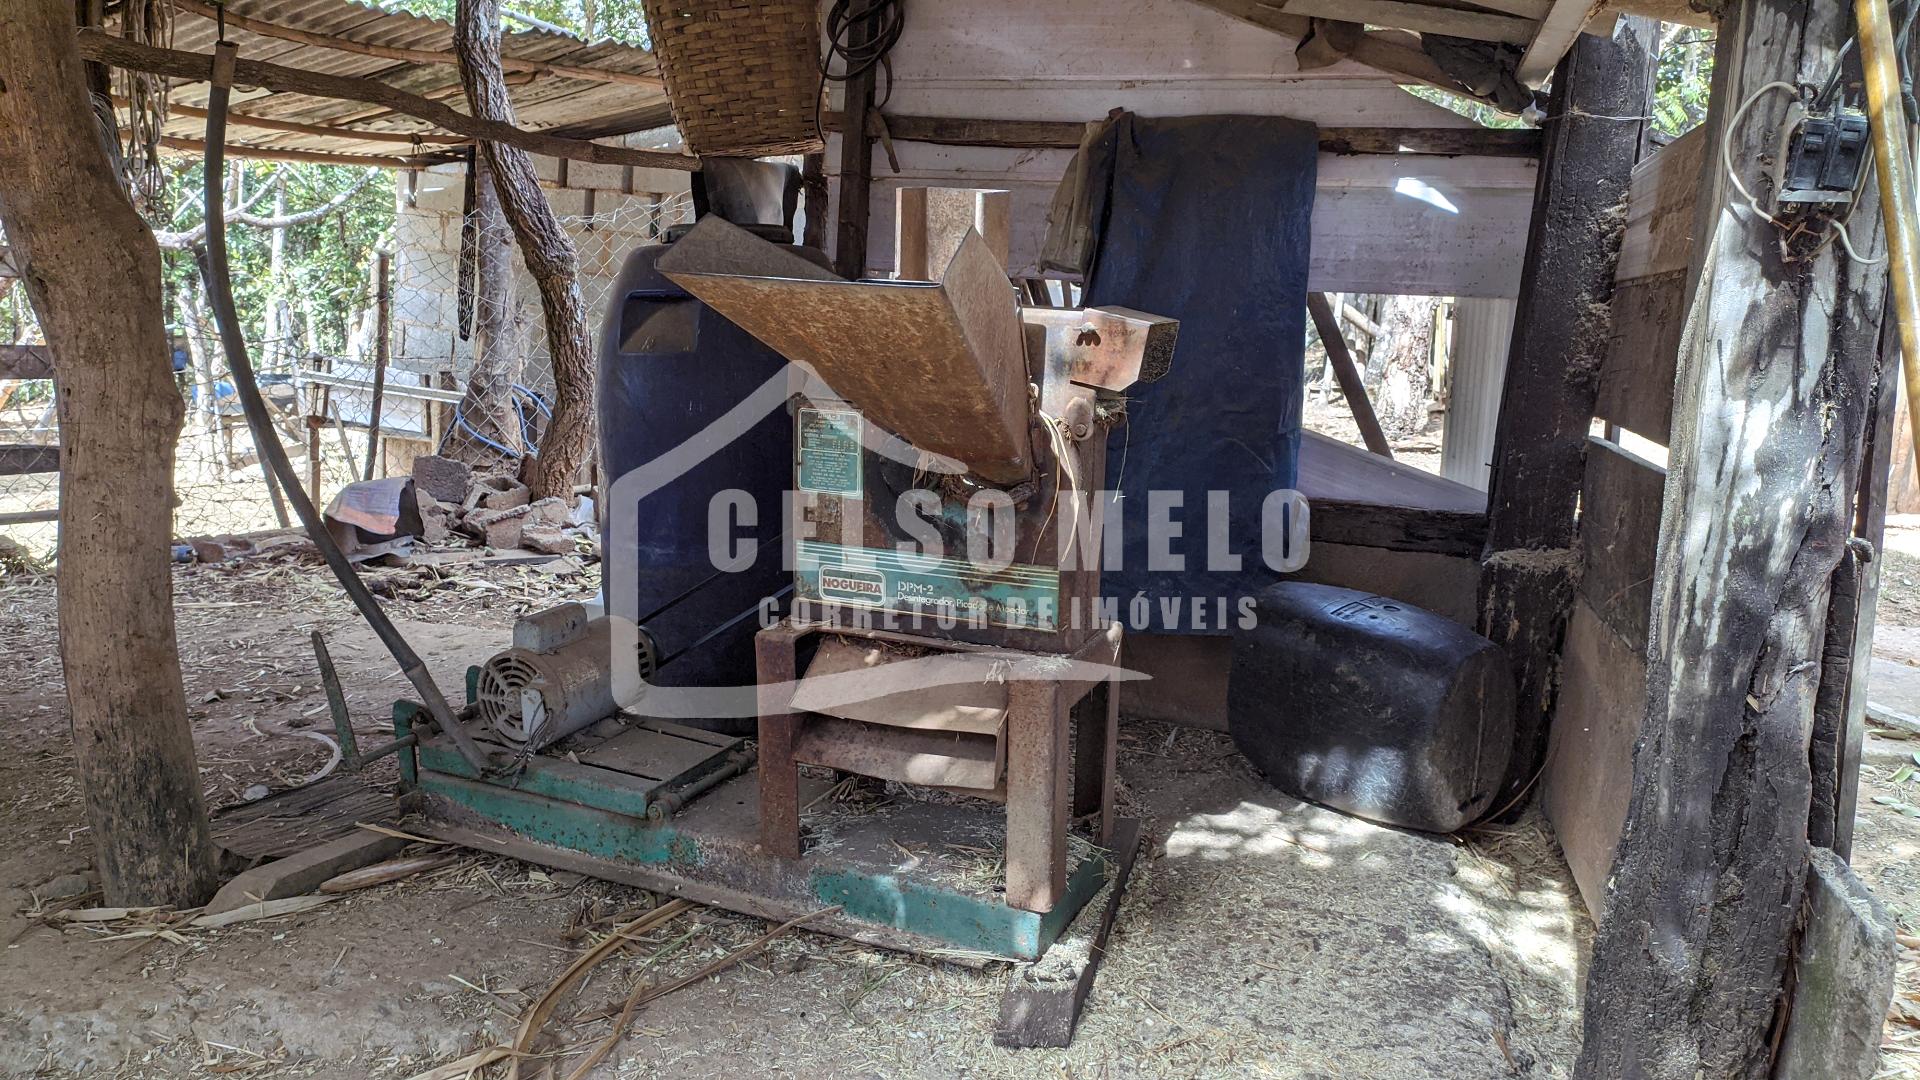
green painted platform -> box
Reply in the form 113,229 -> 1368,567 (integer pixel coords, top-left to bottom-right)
394,697 -> 1112,961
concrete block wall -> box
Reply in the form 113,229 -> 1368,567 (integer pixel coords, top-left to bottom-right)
383,130 -> 694,419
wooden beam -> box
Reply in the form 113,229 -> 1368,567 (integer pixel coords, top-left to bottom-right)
0,345 -> 53,380
1577,2 -> 1892,1075
170,0 -> 664,89
0,443 -> 58,476
74,30 -> 699,172
822,111 -> 1543,158
123,96 -> 467,146
1275,0 -> 1536,44
832,9 -> 881,278
0,508 -> 58,527
159,135 -> 422,169
1475,18 -> 1656,816
1518,0 -> 1600,85
1307,293 -> 1393,458
1309,501 -> 1489,558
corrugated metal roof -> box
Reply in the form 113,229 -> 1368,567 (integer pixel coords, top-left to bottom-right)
112,0 -> 668,162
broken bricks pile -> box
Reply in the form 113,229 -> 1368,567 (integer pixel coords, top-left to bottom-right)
411,454 -> 584,556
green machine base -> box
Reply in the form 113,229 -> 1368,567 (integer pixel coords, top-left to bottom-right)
391,683 -> 1113,962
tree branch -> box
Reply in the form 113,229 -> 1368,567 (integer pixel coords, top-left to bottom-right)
154,167 -> 378,249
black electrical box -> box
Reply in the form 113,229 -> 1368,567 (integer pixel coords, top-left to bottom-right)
1781,109 -> 1871,205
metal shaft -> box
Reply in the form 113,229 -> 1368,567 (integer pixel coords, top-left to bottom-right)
1858,0 -> 1920,471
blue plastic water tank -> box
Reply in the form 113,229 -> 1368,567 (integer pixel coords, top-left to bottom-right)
597,228 -> 826,731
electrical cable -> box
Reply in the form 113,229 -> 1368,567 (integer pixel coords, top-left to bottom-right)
198,38 -> 495,775
814,0 -> 906,145
1722,80 -> 1886,266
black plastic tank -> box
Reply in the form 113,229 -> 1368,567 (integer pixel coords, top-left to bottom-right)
1227,582 -> 1515,833
597,224 -> 827,732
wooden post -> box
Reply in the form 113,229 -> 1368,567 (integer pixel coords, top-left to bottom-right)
831,13 -> 879,279
363,251 -> 390,482
0,0 -> 220,906
1307,292 -> 1391,457
1577,4 -> 1892,1077
800,152 -> 828,251
1475,17 -> 1656,814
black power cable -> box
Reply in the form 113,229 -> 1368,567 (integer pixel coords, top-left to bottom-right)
198,38 -> 495,774
815,0 -> 906,144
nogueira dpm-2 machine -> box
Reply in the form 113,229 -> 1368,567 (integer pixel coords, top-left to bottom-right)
387,214 -> 1176,967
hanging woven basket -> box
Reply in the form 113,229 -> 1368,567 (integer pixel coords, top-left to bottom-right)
642,0 -> 825,158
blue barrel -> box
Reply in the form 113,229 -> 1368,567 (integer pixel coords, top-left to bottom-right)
597,231 -> 826,731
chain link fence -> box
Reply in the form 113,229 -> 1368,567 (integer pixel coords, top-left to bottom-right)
0,191 -> 694,562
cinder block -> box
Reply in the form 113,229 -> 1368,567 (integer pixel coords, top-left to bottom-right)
1776,847 -> 1899,1080
411,454 -> 473,505
568,160 -> 626,191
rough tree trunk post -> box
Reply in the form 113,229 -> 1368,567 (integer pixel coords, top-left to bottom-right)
1475,18 -> 1656,815
449,149 -> 527,467
1577,3 -> 1891,1077
1368,293 -> 1438,441
0,0 -> 221,906
453,0 -> 592,502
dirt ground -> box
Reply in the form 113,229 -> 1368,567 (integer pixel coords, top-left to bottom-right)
0,538 -> 1588,1079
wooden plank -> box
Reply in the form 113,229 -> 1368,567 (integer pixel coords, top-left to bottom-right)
132,97 -> 466,146
826,111 -> 1543,158
159,135 -> 420,169
1306,293 -> 1392,457
1182,0 -> 1461,90
0,344 -> 53,380
1476,17 -> 1655,815
1299,429 -> 1488,514
1579,436 -> 1667,654
73,31 -> 696,172
1541,597 -> 1645,918
1579,2 -> 1894,1074
1614,126 -> 1708,282
1309,501 -> 1488,558
1276,0 -> 1536,44
1518,0 -> 1602,85
1593,271 -> 1687,445
201,830 -> 409,917
994,817 -> 1143,1048
0,444 -> 59,477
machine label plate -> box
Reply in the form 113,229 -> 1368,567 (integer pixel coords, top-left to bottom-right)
798,540 -> 1060,629
797,408 -> 864,495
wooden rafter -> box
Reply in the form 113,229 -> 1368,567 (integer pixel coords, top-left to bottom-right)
115,95 -> 467,146
1518,0 -> 1600,85
75,30 -> 698,171
156,135 -> 424,169
170,0 -> 664,89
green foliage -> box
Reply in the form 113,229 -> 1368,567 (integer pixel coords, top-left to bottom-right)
372,0 -> 651,47
154,158 -> 395,365
1653,27 -> 1716,139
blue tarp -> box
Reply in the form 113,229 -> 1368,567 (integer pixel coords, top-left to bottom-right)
1082,113 -> 1317,626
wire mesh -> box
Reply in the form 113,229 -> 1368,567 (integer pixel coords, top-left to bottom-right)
0,191 -> 694,561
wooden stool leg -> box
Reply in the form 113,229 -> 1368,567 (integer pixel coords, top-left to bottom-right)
1007,679 -> 1069,912
1071,677 -> 1119,846
755,626 -> 803,859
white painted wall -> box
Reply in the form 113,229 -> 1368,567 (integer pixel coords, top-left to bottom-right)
824,0 -> 1537,297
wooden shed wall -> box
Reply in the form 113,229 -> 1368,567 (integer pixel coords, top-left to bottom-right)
820,0 -> 1538,296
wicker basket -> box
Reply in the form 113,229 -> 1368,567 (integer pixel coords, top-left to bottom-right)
643,0 -> 825,158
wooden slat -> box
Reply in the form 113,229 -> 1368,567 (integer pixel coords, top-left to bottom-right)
1542,597 -> 1645,917
159,135 -> 422,169
1579,436 -> 1666,653
1615,125 -> 1708,282
1277,0 -> 1535,44
0,444 -> 59,477
1309,500 -> 1488,558
829,111 -> 1543,158
1518,0 -> 1600,85
0,345 -> 53,380
1594,270 -> 1687,445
